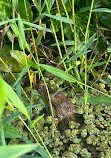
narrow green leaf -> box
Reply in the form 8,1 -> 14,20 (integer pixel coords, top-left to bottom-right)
2,111 -> 21,127
0,125 -> 6,146
65,49 -> 90,63
0,75 -> 6,119
15,82 -> 21,99
18,14 -> 26,50
13,66 -> 28,88
57,46 -> 74,67
76,97 -> 111,104
4,124 -> 21,138
40,64 -> 76,82
89,60 -> 111,69
12,0 -> 18,10
51,40 -> 75,46
0,18 -> 18,26
57,43 -> 83,67
24,139 -> 50,158
93,8 -> 111,13
10,50 -> 39,69
77,4 -> 100,14
10,22 -> 19,37
43,13 -> 73,24
22,21 -> 52,33
31,114 -> 44,127
0,144 -> 38,158
2,104 -> 41,127
32,0 -> 40,11
36,31 -> 43,47
3,80 -> 29,119
47,0 -> 55,11
65,34 -> 96,63
10,50 -> 28,66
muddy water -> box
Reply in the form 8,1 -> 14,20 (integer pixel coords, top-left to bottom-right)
37,83 -> 77,131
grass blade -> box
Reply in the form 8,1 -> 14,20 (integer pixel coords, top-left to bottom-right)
40,64 -> 76,82
65,34 -> 96,63
43,13 -> 73,24
3,80 -> 29,119
93,8 -> 111,13
0,18 -> 18,26
18,14 -> 26,49
77,97 -> 111,104
22,21 -> 52,33
13,66 -> 28,88
0,144 -> 38,158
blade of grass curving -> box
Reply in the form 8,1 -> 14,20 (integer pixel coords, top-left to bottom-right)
2,104 -> 41,127
40,64 -> 76,82
51,40 -> 75,46
32,0 -> 40,12
57,43 -> 83,66
57,46 -> 74,67
31,114 -> 44,127
92,8 -> 111,13
21,155 -> 44,158
36,31 -> 43,47
13,66 -> 28,88
65,49 -> 91,63
0,18 -> 18,26
18,14 -> 26,50
15,82 -> 21,99
2,111 -> 21,127
0,144 -> 38,158
22,21 -> 52,33
4,124 -> 21,139
47,0 -> 55,12
65,34 -> 96,63
23,139 -> 50,158
43,13 -> 73,24
73,62 -> 82,83
2,80 -> 29,119
76,3 -> 100,14
88,60 -> 111,69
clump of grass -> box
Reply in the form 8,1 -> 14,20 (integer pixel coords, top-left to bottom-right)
0,0 -> 111,157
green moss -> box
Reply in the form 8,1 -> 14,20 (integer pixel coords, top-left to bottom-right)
81,129 -> 87,138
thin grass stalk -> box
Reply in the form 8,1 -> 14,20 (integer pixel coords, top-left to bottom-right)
25,43 -> 55,137
55,0 -> 72,72
19,115 -> 52,157
32,125 -> 52,158
19,116 -> 40,145
22,0 -> 37,126
85,0 -> 95,42
72,0 -> 77,56
61,0 -> 74,32
76,80 -> 111,98
84,0 -> 95,114
12,8 -> 15,51
102,51 -> 111,75
44,0 -> 68,72
15,20 -> 33,127
16,6 -> 52,152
